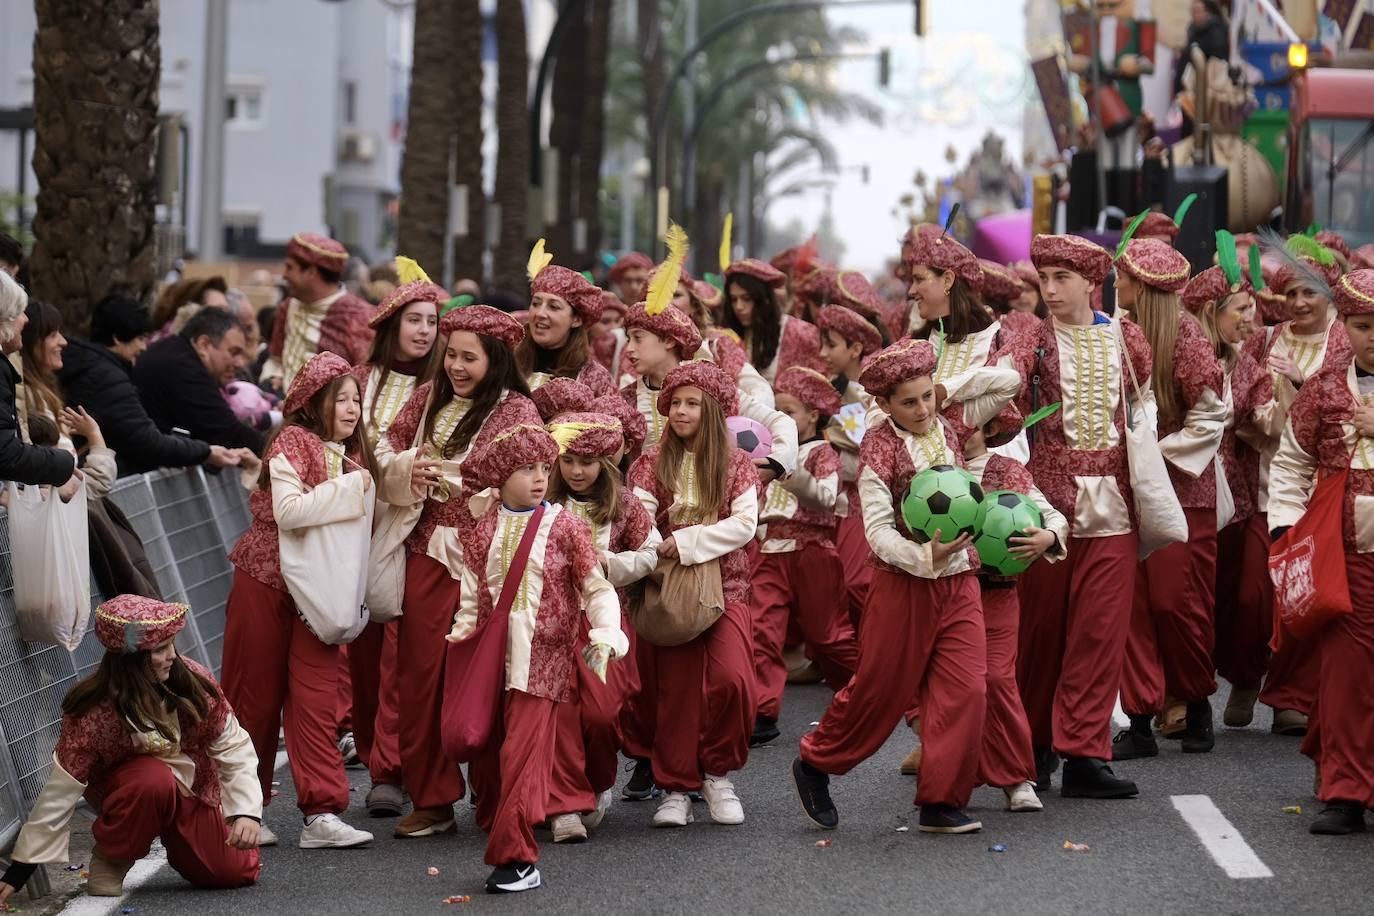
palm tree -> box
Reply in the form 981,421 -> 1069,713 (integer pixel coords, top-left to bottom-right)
450,0 -> 485,284
575,0 -> 613,264
548,2 -> 589,263
492,0 -> 528,292
29,0 -> 161,330
397,0 -> 457,277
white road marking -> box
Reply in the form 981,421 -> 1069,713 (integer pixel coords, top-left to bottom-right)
1171,794 -> 1274,880
57,749 -> 291,913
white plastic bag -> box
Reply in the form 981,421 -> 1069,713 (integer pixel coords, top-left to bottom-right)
365,499 -> 419,622
280,482 -> 375,645
1115,324 -> 1188,559
8,480 -> 90,650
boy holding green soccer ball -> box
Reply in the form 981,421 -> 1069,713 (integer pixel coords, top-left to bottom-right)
791,337 -> 1019,835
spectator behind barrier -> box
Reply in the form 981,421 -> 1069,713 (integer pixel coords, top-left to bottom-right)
0,271 -> 75,486
149,275 -> 230,342
133,308 -> 267,456
0,232 -> 21,278
57,294 -> 242,476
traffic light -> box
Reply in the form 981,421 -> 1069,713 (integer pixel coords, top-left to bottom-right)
878,48 -> 891,87
914,0 -> 926,36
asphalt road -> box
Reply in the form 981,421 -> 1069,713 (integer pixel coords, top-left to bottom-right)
52,684 -> 1374,916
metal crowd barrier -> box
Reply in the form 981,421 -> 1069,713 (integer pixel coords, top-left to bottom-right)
0,466 -> 251,856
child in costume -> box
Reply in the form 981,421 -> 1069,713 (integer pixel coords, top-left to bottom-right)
543,411 -> 660,842
749,366 -> 858,746
0,596 -> 261,903
792,338 -> 1019,834
449,423 -> 627,891
223,351 -> 377,849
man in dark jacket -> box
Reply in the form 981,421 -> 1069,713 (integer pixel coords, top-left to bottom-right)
57,295 -> 239,476
134,307 -> 266,455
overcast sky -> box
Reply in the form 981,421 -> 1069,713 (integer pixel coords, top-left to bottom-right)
767,0 -> 1028,273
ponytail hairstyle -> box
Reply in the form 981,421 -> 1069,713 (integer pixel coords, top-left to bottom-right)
1128,286 -> 1187,425
1196,292 -> 1249,372
257,373 -> 379,490
654,391 -> 731,524
424,333 -> 531,458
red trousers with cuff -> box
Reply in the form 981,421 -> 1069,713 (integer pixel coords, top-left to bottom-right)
751,546 -> 859,719
471,690 -> 558,866
1307,554 -> 1374,809
222,570 -> 349,816
348,619 -> 404,786
335,650 -> 352,733
801,568 -> 986,809
1016,532 -> 1137,760
835,510 -> 873,633
648,599 -> 754,793
397,551 -> 466,808
87,756 -> 259,888
1121,507 -> 1218,713
547,635 -> 626,816
1213,514 -> 1273,691
978,584 -> 1036,788
619,627 -> 655,761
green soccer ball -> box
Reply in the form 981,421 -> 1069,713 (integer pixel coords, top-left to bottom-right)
901,465 -> 986,544
973,490 -> 1044,576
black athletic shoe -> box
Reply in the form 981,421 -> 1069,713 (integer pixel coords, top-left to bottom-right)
791,756 -> 838,829
750,714 -> 781,747
1310,801 -> 1367,836
917,804 -> 982,834
1111,722 -> 1159,761
622,757 -> 658,801
1060,756 -> 1139,799
486,861 -> 541,893
1181,701 -> 1215,754
1033,746 -> 1059,792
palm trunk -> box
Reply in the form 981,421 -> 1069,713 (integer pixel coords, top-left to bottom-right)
574,0 -> 612,264
450,0 -> 485,284
29,0 -> 161,331
492,0 -> 529,292
397,0 -> 457,277
547,2 -> 588,264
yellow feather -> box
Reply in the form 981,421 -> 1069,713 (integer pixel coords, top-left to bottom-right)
718,212 -> 733,275
395,256 -> 430,286
645,223 -> 689,317
527,238 -> 553,282
547,421 -> 611,454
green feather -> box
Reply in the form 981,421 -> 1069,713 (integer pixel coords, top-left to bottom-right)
936,317 -> 945,365
1304,222 -> 1321,237
580,270 -> 594,283
1285,234 -> 1336,266
703,272 -> 724,291
1249,244 -> 1264,291
1215,230 -> 1241,287
1114,210 -> 1150,262
1172,193 -> 1198,228
1022,402 -> 1062,430
440,294 -> 474,316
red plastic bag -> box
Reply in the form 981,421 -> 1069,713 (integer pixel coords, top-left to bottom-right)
1268,467 -> 1352,649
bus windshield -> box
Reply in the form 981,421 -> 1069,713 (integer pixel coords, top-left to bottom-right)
1297,117 -> 1374,247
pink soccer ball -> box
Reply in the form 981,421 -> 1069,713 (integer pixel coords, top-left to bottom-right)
726,415 -> 773,459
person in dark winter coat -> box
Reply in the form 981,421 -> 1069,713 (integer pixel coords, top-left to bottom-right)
57,295 -> 240,476
134,308 -> 266,456
0,272 -> 74,486
1173,1 -> 1230,95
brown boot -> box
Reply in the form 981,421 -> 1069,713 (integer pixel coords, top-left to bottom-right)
394,805 -> 456,838
1272,708 -> 1309,736
899,744 -> 923,776
1224,687 -> 1260,728
86,847 -> 134,897
784,645 -> 823,684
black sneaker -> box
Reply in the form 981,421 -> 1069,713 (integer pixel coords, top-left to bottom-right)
1310,801 -> 1368,836
486,861 -> 541,893
1181,701 -> 1215,754
791,756 -> 838,829
1111,725 -> 1159,761
622,758 -> 658,801
1033,746 -> 1058,792
917,804 -> 982,834
750,714 -> 781,747
1060,757 -> 1139,799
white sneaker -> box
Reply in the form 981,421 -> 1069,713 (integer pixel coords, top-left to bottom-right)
701,775 -> 745,825
299,813 -> 374,848
652,792 -> 693,828
1004,781 -> 1044,812
550,812 -> 587,843
582,789 -> 613,830
257,824 -> 278,847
